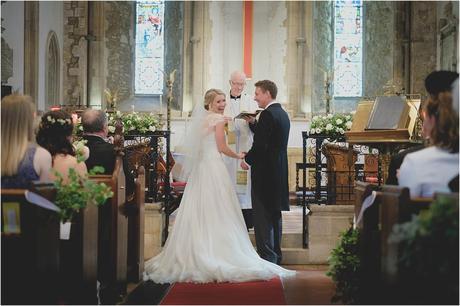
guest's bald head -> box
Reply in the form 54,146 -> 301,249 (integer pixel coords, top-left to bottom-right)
81,109 -> 108,134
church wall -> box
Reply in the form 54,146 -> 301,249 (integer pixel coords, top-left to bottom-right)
1,1 -> 25,94
38,1 -> 64,111
205,1 -> 288,104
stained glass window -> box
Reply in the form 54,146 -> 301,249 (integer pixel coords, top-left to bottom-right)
135,1 -> 165,95
333,0 -> 363,97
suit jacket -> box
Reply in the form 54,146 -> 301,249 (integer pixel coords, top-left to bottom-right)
245,103 -> 290,212
386,144 -> 424,185
83,135 -> 135,197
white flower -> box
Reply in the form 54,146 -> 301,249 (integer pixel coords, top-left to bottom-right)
336,118 -> 343,125
148,125 -> 156,132
78,125 -> 83,131
346,115 -> 351,120
346,121 -> 353,129
129,126 -> 136,131
315,128 -> 322,134
350,110 -> 356,115
327,114 -> 333,119
312,115 -> 319,122
339,128 -> 345,134
326,123 -> 333,131
108,126 -> 116,133
310,128 -> 316,134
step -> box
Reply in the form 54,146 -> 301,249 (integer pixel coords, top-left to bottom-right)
248,231 -> 303,249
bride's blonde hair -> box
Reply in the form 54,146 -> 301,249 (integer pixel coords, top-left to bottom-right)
204,89 -> 225,110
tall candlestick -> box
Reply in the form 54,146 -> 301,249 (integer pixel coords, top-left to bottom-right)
160,95 -> 163,113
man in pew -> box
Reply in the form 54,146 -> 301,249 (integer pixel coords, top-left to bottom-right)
81,109 -> 135,199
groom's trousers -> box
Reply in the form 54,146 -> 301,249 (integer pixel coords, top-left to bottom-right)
251,188 -> 283,264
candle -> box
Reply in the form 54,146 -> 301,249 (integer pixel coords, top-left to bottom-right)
131,104 -> 135,113
160,95 -> 163,113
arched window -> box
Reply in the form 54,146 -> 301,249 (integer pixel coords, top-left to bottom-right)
135,1 -> 165,95
45,31 -> 60,109
333,0 -> 363,97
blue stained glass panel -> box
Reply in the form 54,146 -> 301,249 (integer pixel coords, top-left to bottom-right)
135,1 -> 165,95
333,0 -> 363,97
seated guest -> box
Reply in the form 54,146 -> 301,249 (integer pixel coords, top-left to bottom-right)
81,109 -> 135,197
387,71 -> 459,185
399,73 -> 459,197
1,94 -> 52,188
36,110 -> 87,184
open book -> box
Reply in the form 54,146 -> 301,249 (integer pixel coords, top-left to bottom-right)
234,110 -> 262,120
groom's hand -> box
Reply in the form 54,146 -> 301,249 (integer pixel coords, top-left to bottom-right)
240,160 -> 249,170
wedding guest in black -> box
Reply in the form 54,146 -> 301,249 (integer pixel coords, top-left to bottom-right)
81,109 -> 135,198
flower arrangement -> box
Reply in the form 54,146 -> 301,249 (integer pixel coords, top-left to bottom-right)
309,112 -> 354,139
73,111 -> 163,136
108,111 -> 163,135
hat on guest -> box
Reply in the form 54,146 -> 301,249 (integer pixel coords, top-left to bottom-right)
424,70 -> 459,96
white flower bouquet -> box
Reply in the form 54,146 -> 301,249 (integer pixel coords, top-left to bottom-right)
309,112 -> 354,139
108,111 -> 163,135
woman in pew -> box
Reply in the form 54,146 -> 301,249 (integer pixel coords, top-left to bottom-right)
36,110 -> 88,184
399,81 -> 459,197
1,94 -> 52,188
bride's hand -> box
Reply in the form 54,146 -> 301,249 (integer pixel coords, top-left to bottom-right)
237,152 -> 246,159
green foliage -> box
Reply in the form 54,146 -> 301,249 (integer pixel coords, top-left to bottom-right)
53,166 -> 113,222
327,226 -> 361,304
389,195 -> 459,288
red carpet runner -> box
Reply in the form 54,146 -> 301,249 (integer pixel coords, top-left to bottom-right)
160,277 -> 286,305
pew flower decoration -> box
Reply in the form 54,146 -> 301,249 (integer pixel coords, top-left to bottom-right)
53,166 -> 113,222
309,112 -> 354,139
108,111 -> 163,135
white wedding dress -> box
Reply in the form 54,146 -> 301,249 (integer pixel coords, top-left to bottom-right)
144,112 -> 295,284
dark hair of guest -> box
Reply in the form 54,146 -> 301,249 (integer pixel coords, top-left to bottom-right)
36,110 -> 76,157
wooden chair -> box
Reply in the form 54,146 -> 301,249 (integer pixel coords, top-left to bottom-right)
127,166 -> 145,282
1,188 -> 60,304
89,155 -> 128,302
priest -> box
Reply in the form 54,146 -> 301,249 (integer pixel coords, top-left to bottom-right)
223,71 -> 259,230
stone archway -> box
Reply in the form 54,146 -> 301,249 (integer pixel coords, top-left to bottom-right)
45,31 -> 60,110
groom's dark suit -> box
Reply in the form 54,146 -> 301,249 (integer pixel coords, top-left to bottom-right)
244,103 -> 290,264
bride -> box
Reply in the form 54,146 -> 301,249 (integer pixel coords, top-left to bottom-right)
144,89 -> 295,283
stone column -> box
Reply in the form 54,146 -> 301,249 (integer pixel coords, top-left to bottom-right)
63,1 -> 88,106
24,1 -> 39,102
144,203 -> 165,261
286,1 -> 313,118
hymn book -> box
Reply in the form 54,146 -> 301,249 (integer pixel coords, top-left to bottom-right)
366,96 -> 410,130
234,110 -> 262,120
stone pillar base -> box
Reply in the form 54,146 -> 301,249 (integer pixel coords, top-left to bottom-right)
144,203 -> 165,261
308,204 -> 354,264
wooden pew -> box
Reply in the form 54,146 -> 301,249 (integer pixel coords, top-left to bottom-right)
379,185 -> 432,286
1,188 -> 60,304
89,155 -> 128,303
59,198 -> 99,304
354,181 -> 381,303
127,166 -> 145,282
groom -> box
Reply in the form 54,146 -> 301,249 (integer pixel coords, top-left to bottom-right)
241,80 -> 290,264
